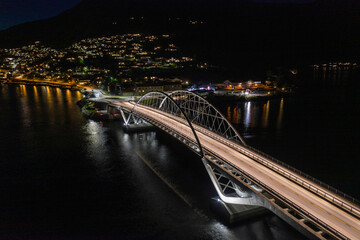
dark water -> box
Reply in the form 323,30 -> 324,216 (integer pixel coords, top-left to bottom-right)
218,89 -> 360,200
0,84 -> 357,239
311,63 -> 359,87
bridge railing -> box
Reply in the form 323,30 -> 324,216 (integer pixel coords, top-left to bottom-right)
127,103 -> 353,239
198,127 -> 360,217
205,150 -> 350,240
127,100 -> 360,217
245,145 -> 360,210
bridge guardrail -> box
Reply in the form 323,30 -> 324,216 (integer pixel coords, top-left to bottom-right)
205,149 -> 350,240
197,127 -> 360,218
245,145 -> 360,206
129,105 -> 351,239
126,102 -> 360,218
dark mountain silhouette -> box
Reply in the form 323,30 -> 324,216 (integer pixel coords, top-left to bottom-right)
0,0 -> 359,73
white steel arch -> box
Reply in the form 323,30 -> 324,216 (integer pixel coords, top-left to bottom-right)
168,90 -> 246,145
131,91 -> 204,157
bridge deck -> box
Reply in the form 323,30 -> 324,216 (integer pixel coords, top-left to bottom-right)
114,101 -> 360,239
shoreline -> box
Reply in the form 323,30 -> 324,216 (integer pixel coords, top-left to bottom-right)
1,80 -> 292,102
1,79 -> 82,91
206,92 -> 291,102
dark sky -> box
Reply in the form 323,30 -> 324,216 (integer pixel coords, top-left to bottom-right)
0,0 -> 315,31
0,0 -> 82,30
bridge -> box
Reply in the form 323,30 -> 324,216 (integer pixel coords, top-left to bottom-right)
105,90 -> 360,240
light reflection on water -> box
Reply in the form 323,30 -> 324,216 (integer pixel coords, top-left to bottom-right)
19,85 -> 32,127
244,101 -> 251,130
0,85 -> 305,239
87,121 -> 304,240
225,99 -> 284,137
261,100 -> 270,128
220,93 -> 360,201
16,84 -> 83,127
277,98 -> 284,130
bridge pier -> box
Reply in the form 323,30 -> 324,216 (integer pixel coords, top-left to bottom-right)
122,122 -> 155,133
202,157 -> 268,223
202,157 -> 324,240
107,104 -> 155,132
210,197 -> 267,224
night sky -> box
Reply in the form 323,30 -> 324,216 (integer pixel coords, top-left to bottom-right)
0,0 -> 315,31
0,0 -> 82,30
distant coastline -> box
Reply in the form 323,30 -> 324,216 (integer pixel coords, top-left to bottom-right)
1,78 -> 82,91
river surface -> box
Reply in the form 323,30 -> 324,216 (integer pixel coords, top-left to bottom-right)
0,84 -> 358,239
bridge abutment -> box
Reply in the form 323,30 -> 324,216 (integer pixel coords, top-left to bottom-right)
202,157 -> 268,223
210,197 -> 268,224
202,157 -> 328,240
122,123 -> 155,133
107,104 -> 155,132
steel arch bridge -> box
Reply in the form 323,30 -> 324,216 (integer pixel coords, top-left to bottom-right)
108,90 -> 360,240
117,90 -> 259,209
131,90 -> 246,151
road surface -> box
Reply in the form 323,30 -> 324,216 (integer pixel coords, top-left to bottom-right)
116,101 -> 360,239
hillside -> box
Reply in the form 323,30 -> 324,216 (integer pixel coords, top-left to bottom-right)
0,0 -> 359,72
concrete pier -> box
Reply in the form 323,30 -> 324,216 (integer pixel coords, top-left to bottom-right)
210,197 -> 268,224
122,123 -> 155,133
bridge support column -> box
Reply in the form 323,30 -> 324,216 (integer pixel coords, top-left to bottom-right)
202,157 -> 324,239
117,107 -> 155,132
202,158 -> 267,223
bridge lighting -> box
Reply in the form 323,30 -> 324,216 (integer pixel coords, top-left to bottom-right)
112,91 -> 360,239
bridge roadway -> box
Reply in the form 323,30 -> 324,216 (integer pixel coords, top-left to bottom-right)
115,101 -> 360,239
